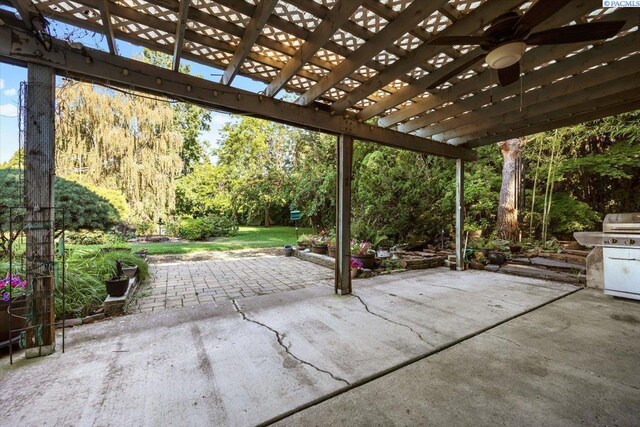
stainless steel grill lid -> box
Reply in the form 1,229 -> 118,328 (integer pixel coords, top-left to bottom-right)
574,213 -> 640,248
603,213 -> 640,233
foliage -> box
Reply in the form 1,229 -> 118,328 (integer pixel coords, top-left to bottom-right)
175,163 -> 233,218
546,192 -> 602,235
0,169 -> 120,251
65,229 -> 111,245
55,80 -> 184,225
525,111 -> 640,237
350,257 -> 363,270
140,50 -> 212,174
297,234 -> 312,244
0,274 -> 27,302
350,240 -> 372,256
177,215 -> 238,240
54,248 -> 149,318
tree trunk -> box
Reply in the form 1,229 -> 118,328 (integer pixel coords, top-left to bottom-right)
497,138 -> 527,242
264,205 -> 271,227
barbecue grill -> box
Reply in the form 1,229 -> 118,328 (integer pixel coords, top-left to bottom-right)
574,213 -> 640,300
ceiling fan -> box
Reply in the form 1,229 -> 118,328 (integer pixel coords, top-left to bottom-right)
429,0 -> 626,86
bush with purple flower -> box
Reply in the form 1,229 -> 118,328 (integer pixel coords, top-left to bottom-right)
349,257 -> 363,270
0,274 -> 27,302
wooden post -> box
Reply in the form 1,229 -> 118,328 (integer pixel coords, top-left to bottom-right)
455,158 -> 465,271
24,63 -> 56,358
335,134 -> 353,295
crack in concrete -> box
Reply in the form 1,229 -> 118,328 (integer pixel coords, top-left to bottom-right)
494,334 -> 640,391
352,294 -> 435,347
231,299 -> 350,386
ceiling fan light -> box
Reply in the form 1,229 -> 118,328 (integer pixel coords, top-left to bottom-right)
485,42 -> 526,69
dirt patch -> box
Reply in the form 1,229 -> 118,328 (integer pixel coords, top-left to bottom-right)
148,247 -> 284,264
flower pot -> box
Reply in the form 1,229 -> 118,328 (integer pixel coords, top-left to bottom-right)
105,277 -> 129,297
350,268 -> 358,279
352,253 -> 376,270
122,266 -> 138,279
487,251 -> 506,265
509,244 -> 522,254
311,244 -> 328,255
0,296 -> 27,345
327,246 -> 336,258
284,245 -> 294,257
296,243 -> 308,250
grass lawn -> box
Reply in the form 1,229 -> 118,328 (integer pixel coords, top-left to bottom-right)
70,226 -> 314,255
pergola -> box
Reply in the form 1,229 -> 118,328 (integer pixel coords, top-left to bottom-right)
1,0 -> 639,355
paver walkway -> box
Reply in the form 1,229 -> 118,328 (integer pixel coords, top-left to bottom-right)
130,255 -> 333,313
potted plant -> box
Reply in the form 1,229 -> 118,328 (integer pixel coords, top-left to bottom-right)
283,245 -> 294,257
351,240 -> 375,269
325,230 -> 336,258
105,261 -> 130,297
350,257 -> 363,279
0,273 -> 28,345
311,236 -> 328,255
296,234 -> 312,250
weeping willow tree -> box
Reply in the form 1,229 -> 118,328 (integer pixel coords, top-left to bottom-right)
55,81 -> 183,225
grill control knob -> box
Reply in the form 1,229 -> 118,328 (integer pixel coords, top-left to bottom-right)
611,238 -> 618,244
625,239 -> 636,245
604,238 -> 618,245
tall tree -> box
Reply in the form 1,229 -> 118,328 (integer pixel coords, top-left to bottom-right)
55,81 -> 183,224
497,138 -> 526,241
141,50 -> 212,173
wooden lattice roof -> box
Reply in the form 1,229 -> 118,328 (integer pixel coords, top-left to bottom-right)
2,0 -> 640,151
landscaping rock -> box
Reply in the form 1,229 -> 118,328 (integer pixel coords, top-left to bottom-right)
484,264 -> 500,272
82,313 -> 105,324
56,318 -> 83,328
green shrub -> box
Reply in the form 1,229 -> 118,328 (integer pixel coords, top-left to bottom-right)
65,229 -> 109,245
178,215 -> 238,240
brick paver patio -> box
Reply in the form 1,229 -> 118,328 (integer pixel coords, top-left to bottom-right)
130,255 -> 333,313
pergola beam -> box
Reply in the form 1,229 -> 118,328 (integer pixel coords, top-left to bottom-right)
464,96 -> 640,148
327,0 -> 526,113
0,26 -> 475,161
442,58 -> 640,143
294,0 -> 448,106
264,0 -> 363,97
171,0 -> 190,71
221,0 -> 278,85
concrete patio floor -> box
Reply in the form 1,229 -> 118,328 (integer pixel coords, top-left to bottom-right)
278,288 -> 640,427
2,268 -> 636,426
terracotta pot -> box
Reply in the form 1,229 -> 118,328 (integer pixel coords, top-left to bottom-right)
311,244 -> 328,255
327,246 -> 336,258
350,268 -> 358,279
105,277 -> 129,297
0,296 -> 27,345
296,243 -> 308,250
352,253 -> 376,270
509,245 -> 522,254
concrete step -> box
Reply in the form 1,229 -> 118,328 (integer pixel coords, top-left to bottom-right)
497,264 -> 585,285
510,256 -> 585,272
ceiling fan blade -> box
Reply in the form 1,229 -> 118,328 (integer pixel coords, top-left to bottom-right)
426,54 -> 485,90
525,21 -> 626,45
515,0 -> 572,34
427,35 -> 487,46
497,62 -> 520,87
